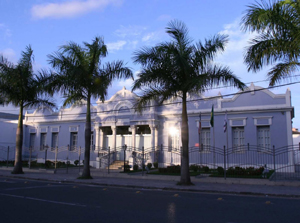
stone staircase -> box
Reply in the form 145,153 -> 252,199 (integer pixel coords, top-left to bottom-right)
107,160 -> 128,170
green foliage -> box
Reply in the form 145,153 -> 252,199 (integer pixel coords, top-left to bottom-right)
133,164 -> 139,171
74,160 -> 79,166
124,164 -> 131,172
147,163 -> 152,169
226,166 -> 264,176
201,166 -> 210,173
0,46 -> 56,174
190,164 -> 199,172
132,20 -> 245,184
48,37 -> 133,179
217,166 -> 224,175
153,162 -> 158,169
159,165 -> 181,174
241,0 -> 300,86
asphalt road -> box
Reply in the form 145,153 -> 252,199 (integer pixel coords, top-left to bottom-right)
0,176 -> 299,223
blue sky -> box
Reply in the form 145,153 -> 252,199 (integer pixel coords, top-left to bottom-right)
1,0 -> 300,127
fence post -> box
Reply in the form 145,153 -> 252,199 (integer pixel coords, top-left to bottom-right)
29,146 -> 32,169
273,145 -> 276,180
6,146 -> 9,168
223,145 -> 226,180
142,146 -> 144,176
55,146 -> 58,173
200,143 -> 203,166
123,145 -> 127,173
66,155 -> 69,174
108,146 -> 110,174
44,147 -> 48,167
79,146 -> 81,174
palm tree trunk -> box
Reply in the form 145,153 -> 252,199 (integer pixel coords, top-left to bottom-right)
12,105 -> 24,174
179,92 -> 191,185
81,95 -> 92,179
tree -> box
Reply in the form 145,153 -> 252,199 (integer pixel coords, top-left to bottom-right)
132,20 -> 245,185
0,46 -> 55,174
241,0 -> 300,86
48,36 -> 133,179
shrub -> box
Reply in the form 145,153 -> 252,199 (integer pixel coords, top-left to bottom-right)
190,164 -> 199,172
74,160 -> 79,166
202,166 -> 209,173
158,165 -> 181,174
45,160 -> 54,167
225,166 -> 265,176
153,162 -> 158,168
217,166 -> 224,175
124,164 -> 130,172
147,163 -> 152,169
133,164 -> 139,171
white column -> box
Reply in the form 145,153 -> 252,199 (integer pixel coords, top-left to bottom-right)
131,125 -> 136,150
149,124 -> 155,150
111,125 -> 117,152
155,125 -> 159,150
99,128 -> 104,149
95,124 -> 100,151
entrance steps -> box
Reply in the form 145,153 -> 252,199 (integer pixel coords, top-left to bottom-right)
107,160 -> 128,170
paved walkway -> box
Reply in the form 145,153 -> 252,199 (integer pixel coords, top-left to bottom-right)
1,167 -> 300,197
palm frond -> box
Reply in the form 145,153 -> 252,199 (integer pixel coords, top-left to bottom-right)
102,60 -> 133,80
268,60 -> 300,86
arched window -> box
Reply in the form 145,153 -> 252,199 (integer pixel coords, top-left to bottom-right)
118,106 -> 130,113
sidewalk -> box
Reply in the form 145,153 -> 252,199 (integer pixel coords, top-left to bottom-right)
1,167 -> 300,198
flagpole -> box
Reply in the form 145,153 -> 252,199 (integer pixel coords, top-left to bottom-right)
225,111 -> 228,179
213,122 -> 215,169
198,112 -> 202,166
210,104 -> 215,169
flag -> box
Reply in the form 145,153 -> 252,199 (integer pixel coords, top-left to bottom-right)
198,113 -> 201,134
210,104 -> 214,127
224,111 -> 227,133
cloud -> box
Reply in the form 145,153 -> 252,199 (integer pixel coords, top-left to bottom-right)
106,40 -> 126,52
31,0 -> 123,19
157,14 -> 172,21
0,48 -> 17,62
215,18 -> 265,82
115,25 -> 147,38
142,32 -> 156,42
0,23 -> 12,39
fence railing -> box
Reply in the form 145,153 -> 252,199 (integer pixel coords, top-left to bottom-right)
1,143 -> 300,180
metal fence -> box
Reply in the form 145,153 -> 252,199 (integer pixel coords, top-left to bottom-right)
1,143 -> 300,180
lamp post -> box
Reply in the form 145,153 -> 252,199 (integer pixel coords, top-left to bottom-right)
123,144 -> 127,172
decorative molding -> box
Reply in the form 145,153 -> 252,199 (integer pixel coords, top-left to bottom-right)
51,126 -> 60,132
40,126 -> 48,133
253,116 -> 273,126
69,125 -> 79,132
229,117 -> 247,127
29,128 -> 37,134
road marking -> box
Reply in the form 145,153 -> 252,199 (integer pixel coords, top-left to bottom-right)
1,181 -> 17,184
4,185 -> 64,191
0,193 -> 87,207
217,198 -> 223,200
174,194 -> 179,197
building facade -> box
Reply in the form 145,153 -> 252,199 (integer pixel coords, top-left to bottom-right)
20,83 -> 295,170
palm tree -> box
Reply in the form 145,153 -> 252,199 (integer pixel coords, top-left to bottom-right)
241,0 -> 300,86
132,20 -> 245,185
48,36 -> 133,179
0,46 -> 55,174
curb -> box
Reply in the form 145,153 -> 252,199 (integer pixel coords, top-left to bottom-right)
1,173 -> 300,199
